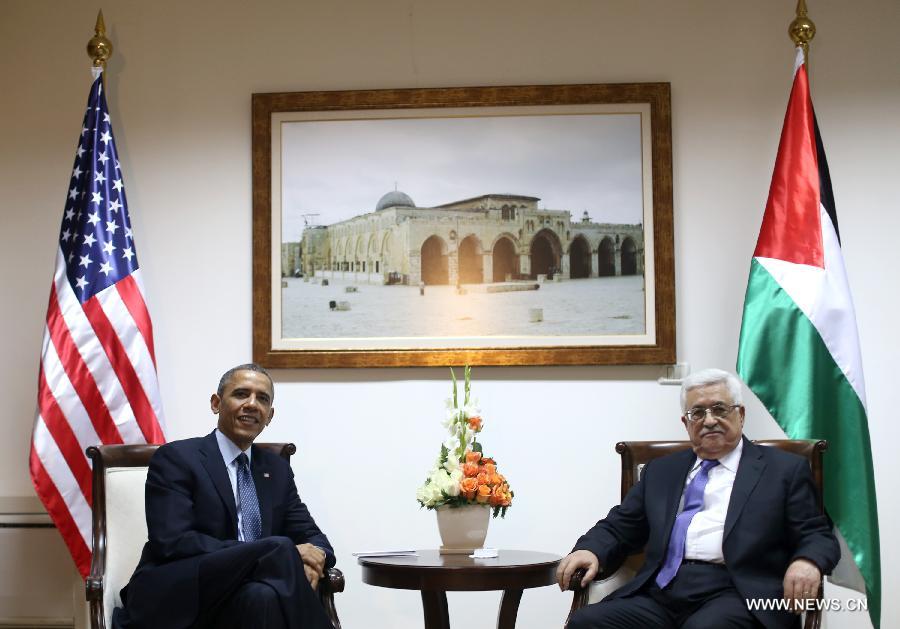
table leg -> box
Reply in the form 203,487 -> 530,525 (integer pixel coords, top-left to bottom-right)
421,590 -> 450,629
496,588 -> 523,629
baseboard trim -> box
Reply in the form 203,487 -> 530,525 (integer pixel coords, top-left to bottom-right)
0,619 -> 73,628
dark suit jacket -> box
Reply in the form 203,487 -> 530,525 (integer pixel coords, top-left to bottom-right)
117,431 -> 334,628
572,438 -> 839,628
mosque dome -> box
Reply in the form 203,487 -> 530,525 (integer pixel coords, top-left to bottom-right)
375,190 -> 416,211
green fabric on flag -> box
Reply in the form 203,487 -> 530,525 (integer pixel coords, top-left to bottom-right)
738,259 -> 881,627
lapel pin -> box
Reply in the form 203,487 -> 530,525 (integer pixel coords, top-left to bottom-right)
263,472 -> 270,478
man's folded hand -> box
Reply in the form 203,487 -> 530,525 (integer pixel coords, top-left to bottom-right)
556,550 -> 601,590
297,542 -> 326,575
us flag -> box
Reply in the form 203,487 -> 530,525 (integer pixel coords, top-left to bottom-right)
30,69 -> 166,577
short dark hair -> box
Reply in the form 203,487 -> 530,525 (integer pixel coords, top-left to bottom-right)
217,363 -> 274,399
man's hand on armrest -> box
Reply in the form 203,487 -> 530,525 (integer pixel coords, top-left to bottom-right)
782,558 -> 822,613
556,550 -> 601,591
303,563 -> 320,590
297,543 -> 326,576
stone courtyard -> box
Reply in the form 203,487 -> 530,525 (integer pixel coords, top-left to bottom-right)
281,274 -> 646,340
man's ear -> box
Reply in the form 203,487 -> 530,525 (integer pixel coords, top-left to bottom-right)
210,393 -> 221,414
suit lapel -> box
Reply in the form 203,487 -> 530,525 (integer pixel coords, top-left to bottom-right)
724,437 -> 766,541
251,445 -> 273,537
199,431 -> 239,535
661,449 -> 696,537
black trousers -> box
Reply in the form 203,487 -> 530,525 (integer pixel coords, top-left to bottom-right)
114,537 -> 333,629
196,537 -> 333,629
568,563 -> 776,629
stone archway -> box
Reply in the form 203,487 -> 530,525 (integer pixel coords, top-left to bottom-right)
569,236 -> 591,279
529,229 -> 562,278
621,237 -> 637,275
421,235 -> 449,285
458,235 -> 483,284
598,237 -> 615,276
492,237 -> 518,282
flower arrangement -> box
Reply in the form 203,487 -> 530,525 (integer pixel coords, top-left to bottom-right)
416,366 -> 513,518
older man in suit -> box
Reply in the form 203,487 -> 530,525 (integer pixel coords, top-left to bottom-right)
557,368 -> 839,629
113,363 -> 335,629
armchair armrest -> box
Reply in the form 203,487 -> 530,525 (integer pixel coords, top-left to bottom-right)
319,567 -> 344,628
564,557 -> 640,627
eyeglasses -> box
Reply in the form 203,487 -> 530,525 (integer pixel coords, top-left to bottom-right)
683,404 -> 741,423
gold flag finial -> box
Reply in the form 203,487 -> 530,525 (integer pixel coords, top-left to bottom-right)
788,0 -> 816,64
87,10 -> 113,69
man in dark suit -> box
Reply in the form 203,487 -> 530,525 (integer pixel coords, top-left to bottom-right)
113,363 -> 335,629
557,368 -> 839,629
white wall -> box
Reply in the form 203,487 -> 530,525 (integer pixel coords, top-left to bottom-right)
2,1 -> 898,627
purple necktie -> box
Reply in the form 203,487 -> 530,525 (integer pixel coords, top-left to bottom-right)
655,458 -> 719,589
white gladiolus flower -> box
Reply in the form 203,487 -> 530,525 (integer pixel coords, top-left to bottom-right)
442,409 -> 457,429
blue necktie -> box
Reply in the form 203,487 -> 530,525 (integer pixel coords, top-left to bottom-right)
236,453 -> 262,542
655,458 -> 719,588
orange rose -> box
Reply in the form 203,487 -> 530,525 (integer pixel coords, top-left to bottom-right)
489,485 -> 506,506
483,463 -> 497,476
460,477 -> 478,500
490,474 -> 502,486
465,451 -> 482,464
476,472 -> 489,486
462,462 -> 479,477
467,416 -> 483,431
476,485 -> 491,503
481,457 -> 495,465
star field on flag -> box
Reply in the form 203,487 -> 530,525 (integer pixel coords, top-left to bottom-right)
60,79 -> 138,301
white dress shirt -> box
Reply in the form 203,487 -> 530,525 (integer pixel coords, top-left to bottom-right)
215,429 -> 253,542
681,439 -> 743,563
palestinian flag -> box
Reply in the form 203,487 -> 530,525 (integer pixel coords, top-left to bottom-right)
737,49 -> 880,627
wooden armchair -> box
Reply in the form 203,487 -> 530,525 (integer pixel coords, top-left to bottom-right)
85,443 -> 345,629
566,439 -> 827,629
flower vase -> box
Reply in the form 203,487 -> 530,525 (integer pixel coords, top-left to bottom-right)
436,504 -> 490,554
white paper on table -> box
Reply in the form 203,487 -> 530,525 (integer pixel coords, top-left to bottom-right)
352,549 -> 418,557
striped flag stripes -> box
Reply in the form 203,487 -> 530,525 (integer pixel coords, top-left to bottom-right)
30,69 -> 165,578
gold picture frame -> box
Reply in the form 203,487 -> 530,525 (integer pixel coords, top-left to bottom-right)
252,83 -> 674,368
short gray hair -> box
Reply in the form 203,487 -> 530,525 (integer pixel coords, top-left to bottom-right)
217,363 -> 274,399
680,368 -> 743,410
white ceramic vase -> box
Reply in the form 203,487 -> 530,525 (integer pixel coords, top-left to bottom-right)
436,504 -> 490,550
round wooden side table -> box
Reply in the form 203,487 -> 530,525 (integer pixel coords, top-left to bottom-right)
359,549 -> 561,629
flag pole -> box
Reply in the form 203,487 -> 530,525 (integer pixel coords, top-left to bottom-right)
788,0 -> 816,65
86,9 -> 112,82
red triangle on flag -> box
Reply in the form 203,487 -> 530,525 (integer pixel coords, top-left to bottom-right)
753,64 -> 824,269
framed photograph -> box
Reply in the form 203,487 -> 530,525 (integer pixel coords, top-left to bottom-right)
252,83 -> 674,368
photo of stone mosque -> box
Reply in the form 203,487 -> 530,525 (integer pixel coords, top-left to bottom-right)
283,190 -> 644,287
